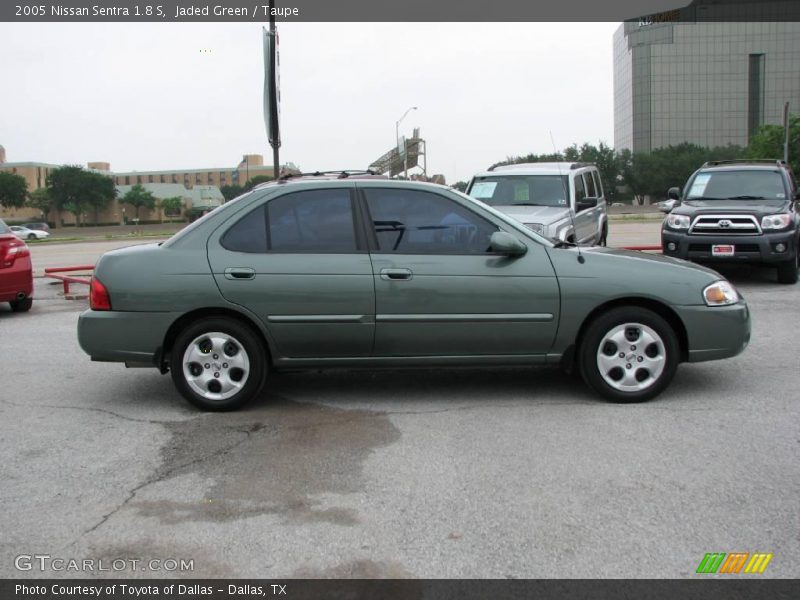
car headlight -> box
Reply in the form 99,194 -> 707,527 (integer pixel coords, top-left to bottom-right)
703,281 -> 739,306
524,223 -> 544,235
666,214 -> 690,229
761,213 -> 792,230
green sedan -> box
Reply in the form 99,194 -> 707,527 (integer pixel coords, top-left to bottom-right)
78,175 -> 750,411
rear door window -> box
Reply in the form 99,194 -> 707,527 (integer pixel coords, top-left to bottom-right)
221,189 -> 359,253
573,173 -> 587,202
583,172 -> 596,198
592,171 -> 604,198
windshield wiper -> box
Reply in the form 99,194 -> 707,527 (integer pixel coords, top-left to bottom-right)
728,195 -> 765,200
686,197 -> 727,201
551,239 -> 576,248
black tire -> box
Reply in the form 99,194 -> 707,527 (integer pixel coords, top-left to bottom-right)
599,224 -> 608,247
27,234 -> 36,240
776,250 -> 798,285
170,317 -> 267,411
10,297 -> 33,312
578,306 -> 679,403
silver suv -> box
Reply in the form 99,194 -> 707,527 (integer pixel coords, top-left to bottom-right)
466,162 -> 608,245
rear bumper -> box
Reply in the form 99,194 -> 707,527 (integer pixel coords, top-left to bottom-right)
662,229 -> 797,264
0,259 -> 34,302
674,301 -> 751,362
77,309 -> 176,366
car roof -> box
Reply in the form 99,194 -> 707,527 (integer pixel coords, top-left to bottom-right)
252,175 -> 449,192
473,162 -> 595,177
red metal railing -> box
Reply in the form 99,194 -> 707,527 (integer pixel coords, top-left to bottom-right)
44,264 -> 94,295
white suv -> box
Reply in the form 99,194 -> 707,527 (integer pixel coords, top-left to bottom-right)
466,162 -> 609,245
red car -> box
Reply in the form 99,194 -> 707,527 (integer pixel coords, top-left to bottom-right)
0,218 -> 33,312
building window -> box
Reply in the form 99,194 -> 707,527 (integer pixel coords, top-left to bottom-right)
748,53 -> 765,142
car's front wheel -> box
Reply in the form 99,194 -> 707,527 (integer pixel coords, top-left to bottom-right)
579,307 -> 679,403
170,317 -> 267,411
27,234 -> 36,240
776,249 -> 798,284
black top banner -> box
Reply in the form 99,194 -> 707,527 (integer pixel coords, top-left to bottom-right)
3,0 -> 800,22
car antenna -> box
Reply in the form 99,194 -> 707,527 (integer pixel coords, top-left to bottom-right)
550,131 -> 584,264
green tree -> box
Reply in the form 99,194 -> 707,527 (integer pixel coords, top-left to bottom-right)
619,143 -> 745,203
220,184 -> 245,201
47,165 -> 97,223
0,172 -> 28,209
160,196 -> 183,218
84,171 -> 117,224
244,175 -> 274,191
451,181 -> 468,192
122,184 -> 156,221
26,187 -> 55,222
747,113 -> 800,175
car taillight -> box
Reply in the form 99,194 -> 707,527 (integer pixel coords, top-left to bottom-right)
1,240 -> 29,267
90,276 -> 112,311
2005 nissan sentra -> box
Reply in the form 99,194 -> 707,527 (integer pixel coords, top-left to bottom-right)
78,173 -> 751,411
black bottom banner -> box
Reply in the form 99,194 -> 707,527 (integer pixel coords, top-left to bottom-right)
2,579 -> 799,600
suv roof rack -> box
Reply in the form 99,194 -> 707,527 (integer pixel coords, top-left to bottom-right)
277,169 -> 380,183
488,161 -> 595,172
702,159 -> 786,168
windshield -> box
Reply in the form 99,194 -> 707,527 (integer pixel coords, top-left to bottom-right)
0,219 -> 10,235
686,170 -> 786,200
468,175 -> 570,207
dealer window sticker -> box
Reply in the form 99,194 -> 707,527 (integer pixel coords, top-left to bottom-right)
470,181 -> 497,199
689,173 -> 711,197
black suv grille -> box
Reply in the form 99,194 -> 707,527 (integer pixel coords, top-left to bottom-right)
689,215 -> 760,235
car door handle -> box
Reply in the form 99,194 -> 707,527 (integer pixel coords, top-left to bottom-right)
224,267 -> 255,280
380,268 -> 413,281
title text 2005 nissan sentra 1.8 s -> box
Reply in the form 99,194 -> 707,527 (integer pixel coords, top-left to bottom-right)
77,174 -> 750,411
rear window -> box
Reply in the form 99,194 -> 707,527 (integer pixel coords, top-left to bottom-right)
468,175 -> 570,207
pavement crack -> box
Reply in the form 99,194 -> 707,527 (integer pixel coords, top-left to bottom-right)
65,426 -> 263,549
66,424 -> 256,549
0,398 -> 184,425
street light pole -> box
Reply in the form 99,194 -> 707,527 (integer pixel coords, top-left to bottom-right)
396,106 -> 417,179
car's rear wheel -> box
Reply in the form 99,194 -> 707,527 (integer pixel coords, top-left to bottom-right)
170,317 -> 267,411
10,297 -> 33,312
579,307 -> 679,403
776,250 -> 798,284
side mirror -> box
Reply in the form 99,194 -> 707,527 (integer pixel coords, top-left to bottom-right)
667,187 -> 681,201
576,197 -> 598,211
490,231 -> 528,256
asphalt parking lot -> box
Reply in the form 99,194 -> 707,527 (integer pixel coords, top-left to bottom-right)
1,228 -> 798,579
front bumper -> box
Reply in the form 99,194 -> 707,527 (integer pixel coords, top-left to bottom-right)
674,300 -> 751,363
77,309 -> 176,366
662,229 -> 797,264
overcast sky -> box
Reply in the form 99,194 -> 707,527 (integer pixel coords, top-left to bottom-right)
0,22 -> 620,184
